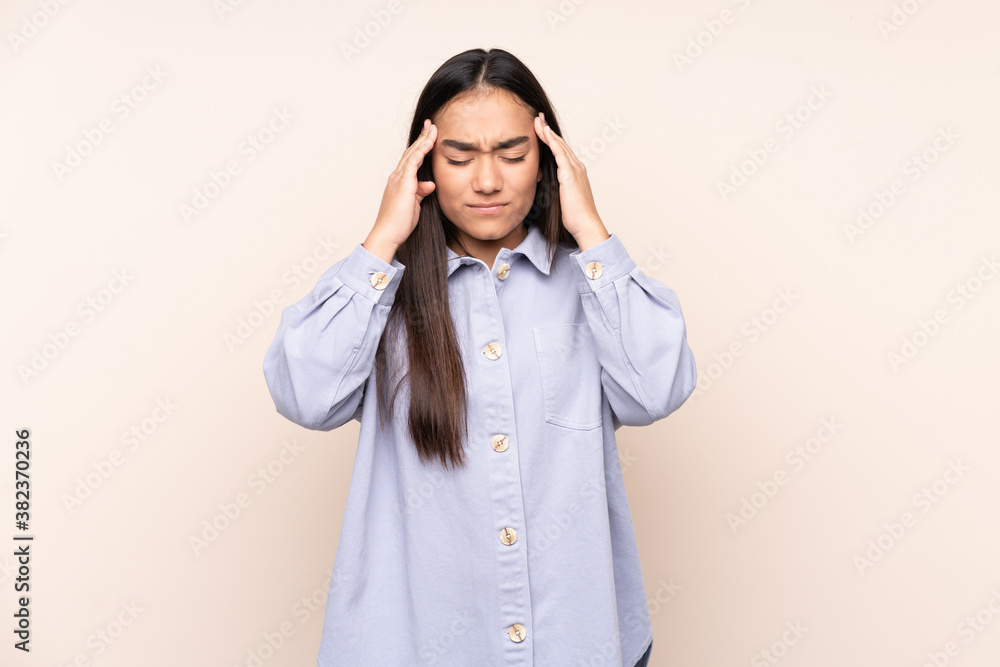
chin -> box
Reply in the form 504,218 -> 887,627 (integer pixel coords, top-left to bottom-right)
473,223 -> 517,237
459,215 -> 508,230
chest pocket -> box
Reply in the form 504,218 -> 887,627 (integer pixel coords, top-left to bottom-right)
533,323 -> 603,430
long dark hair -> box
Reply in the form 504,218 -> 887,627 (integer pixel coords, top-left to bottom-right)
373,47 -> 576,470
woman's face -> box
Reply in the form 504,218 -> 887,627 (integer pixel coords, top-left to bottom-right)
430,90 -> 543,248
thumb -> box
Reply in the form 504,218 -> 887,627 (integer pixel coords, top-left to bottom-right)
415,180 -> 436,202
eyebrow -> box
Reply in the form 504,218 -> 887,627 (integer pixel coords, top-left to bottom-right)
440,136 -> 530,152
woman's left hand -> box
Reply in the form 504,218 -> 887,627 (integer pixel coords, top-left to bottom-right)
533,112 -> 610,251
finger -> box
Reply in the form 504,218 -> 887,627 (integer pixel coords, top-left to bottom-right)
398,119 -> 432,167
539,116 -> 572,176
537,113 -> 568,159
395,119 -> 435,172
540,116 -> 585,172
404,121 -> 436,175
399,129 -> 436,184
415,180 -> 436,200
536,115 -> 572,175
533,114 -> 549,147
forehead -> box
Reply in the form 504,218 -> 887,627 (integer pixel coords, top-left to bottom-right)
433,90 -> 534,133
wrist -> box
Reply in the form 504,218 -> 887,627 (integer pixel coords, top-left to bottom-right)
574,223 -> 610,253
362,233 -> 400,265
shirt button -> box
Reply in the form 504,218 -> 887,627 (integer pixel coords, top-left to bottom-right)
483,342 -> 502,360
497,263 -> 510,280
370,272 -> 389,290
584,261 -> 603,280
499,526 -> 517,545
491,434 -> 509,452
508,623 -> 526,642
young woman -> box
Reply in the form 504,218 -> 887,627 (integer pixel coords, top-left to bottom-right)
263,47 -> 696,667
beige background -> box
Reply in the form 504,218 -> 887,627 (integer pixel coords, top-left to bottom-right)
2,0 -> 999,665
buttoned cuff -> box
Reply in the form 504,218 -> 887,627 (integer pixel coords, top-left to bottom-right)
569,233 -> 636,291
337,242 -> 406,303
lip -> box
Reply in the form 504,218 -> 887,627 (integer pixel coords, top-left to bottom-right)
467,203 -> 508,214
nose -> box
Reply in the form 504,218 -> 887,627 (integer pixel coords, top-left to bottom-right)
472,155 -> 501,193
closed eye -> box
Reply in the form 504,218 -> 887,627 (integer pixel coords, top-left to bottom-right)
446,156 -> 527,166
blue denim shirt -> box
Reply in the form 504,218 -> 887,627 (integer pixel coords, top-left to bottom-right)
263,223 -> 696,666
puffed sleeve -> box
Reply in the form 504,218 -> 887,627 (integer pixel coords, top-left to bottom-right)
262,241 -> 404,431
569,233 -> 697,429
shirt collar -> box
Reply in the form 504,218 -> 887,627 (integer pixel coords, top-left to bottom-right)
445,223 -> 554,277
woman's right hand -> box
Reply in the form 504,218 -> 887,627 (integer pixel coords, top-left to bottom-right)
363,119 -> 437,263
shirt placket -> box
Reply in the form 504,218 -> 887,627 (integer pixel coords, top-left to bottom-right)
472,252 -> 533,666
